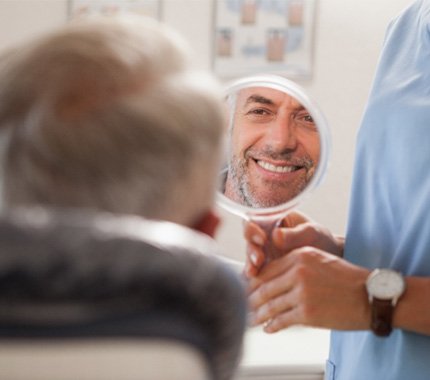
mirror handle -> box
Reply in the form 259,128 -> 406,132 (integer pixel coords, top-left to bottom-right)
251,217 -> 284,264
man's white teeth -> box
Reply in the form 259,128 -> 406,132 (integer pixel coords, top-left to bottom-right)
257,160 -> 296,173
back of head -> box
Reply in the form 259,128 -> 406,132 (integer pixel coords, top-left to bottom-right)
0,16 -> 225,227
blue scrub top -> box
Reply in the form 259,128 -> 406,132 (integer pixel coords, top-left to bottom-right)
327,1 -> 430,379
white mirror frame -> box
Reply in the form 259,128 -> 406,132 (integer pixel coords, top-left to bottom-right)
217,74 -> 331,221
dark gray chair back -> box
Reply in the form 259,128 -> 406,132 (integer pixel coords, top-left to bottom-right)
0,208 -> 247,380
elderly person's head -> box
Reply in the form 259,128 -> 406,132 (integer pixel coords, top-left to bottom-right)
0,17 -> 225,234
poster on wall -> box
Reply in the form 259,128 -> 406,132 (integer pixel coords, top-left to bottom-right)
69,0 -> 162,20
213,0 -> 316,80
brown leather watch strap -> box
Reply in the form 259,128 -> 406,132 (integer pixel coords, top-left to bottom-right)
371,298 -> 393,337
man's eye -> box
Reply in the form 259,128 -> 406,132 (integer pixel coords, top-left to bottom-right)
243,108 -> 275,123
295,112 -> 318,131
246,108 -> 272,116
297,113 -> 314,123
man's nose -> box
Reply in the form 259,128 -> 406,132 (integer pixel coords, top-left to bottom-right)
266,115 -> 298,152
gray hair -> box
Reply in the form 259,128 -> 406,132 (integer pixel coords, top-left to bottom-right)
0,16 -> 225,227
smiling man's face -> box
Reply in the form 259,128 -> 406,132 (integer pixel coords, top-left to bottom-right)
224,87 -> 320,208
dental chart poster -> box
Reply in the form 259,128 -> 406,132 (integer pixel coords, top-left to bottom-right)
213,0 -> 316,79
69,0 -> 161,20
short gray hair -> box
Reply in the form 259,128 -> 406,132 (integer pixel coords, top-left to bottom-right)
0,16 -> 225,226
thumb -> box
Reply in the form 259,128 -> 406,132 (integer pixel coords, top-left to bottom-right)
272,223 -> 313,252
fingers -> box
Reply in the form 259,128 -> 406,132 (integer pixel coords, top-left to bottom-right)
249,285 -> 301,332
248,273 -> 293,311
280,210 -> 312,228
272,221 -> 343,257
244,244 -> 265,278
243,215 -> 316,278
247,252 -> 295,293
247,247 -> 314,331
263,307 -> 300,333
272,223 -> 315,252
243,221 -> 267,278
254,247 -> 300,282
251,295 -> 294,328
244,221 -> 267,247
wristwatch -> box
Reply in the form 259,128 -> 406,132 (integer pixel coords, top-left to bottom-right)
365,269 -> 406,337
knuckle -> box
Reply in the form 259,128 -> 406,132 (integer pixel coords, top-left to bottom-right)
301,302 -> 317,323
296,281 -> 311,302
273,295 -> 288,311
302,223 -> 318,243
302,246 -> 316,257
258,284 -> 271,300
266,279 -> 280,294
295,247 -> 319,265
293,261 -> 310,281
297,265 -> 308,279
296,282 -> 306,299
265,299 -> 278,314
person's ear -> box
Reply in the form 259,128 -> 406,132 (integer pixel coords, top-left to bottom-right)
192,209 -> 221,238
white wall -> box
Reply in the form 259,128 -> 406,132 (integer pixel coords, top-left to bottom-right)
0,0 -> 412,261
0,1 -> 66,50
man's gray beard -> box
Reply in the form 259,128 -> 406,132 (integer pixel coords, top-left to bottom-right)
227,154 -> 314,208
227,155 -> 253,207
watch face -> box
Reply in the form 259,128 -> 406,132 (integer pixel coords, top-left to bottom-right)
366,269 -> 405,300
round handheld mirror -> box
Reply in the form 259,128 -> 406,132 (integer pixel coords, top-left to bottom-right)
217,75 -> 330,256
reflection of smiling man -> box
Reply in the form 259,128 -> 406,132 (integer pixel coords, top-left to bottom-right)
224,87 -> 320,208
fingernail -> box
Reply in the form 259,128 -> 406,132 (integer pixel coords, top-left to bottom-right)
273,228 -> 283,240
250,249 -> 259,266
263,319 -> 276,333
272,229 -> 285,245
251,234 -> 264,246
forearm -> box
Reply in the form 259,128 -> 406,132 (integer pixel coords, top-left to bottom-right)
393,276 -> 430,335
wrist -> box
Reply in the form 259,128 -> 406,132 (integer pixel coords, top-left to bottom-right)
356,268 -> 372,329
392,276 -> 430,334
340,264 -> 370,330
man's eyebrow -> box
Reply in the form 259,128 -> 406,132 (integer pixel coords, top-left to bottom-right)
244,94 -> 274,106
